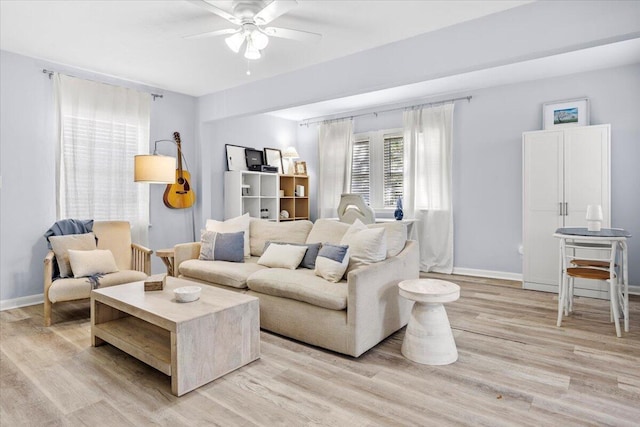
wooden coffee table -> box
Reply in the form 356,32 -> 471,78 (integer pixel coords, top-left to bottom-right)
91,276 -> 260,396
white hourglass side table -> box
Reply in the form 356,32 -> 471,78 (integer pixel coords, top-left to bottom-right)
398,279 -> 460,365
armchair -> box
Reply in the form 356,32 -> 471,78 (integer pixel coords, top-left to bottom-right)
44,221 -> 152,326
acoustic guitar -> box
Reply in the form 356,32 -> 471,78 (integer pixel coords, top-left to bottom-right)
163,132 -> 196,209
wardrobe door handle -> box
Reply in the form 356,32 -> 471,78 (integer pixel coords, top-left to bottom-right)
559,202 -> 563,216
564,202 -> 568,216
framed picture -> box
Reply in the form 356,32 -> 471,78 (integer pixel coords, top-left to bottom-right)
225,144 -> 249,171
263,148 -> 284,174
294,160 -> 307,176
542,98 -> 589,130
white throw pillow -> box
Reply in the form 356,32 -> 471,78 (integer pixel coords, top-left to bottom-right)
49,233 -> 97,278
68,249 -> 119,277
314,244 -> 350,283
340,219 -> 387,273
367,222 -> 407,257
206,213 -> 250,257
257,243 -> 308,269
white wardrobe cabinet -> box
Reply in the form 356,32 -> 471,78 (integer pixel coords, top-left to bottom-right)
522,124 -> 611,298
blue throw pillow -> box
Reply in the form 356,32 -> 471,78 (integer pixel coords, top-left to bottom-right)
199,230 -> 245,263
263,241 -> 322,269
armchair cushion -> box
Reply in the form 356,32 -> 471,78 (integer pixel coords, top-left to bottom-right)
68,249 -> 119,277
47,270 -> 147,303
49,233 -> 97,278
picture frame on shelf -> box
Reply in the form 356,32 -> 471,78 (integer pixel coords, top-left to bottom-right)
225,144 -> 249,171
294,161 -> 307,176
542,98 -> 589,130
263,148 -> 284,174
245,148 -> 264,171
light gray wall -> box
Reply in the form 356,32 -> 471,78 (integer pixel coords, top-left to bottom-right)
0,50 -> 197,304
198,1 -> 640,122
203,115 -> 298,221
294,63 -> 640,283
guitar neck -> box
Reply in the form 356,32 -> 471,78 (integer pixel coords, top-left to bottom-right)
174,132 -> 183,178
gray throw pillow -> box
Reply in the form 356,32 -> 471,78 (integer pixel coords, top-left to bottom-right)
264,241 -> 322,269
199,230 -> 245,263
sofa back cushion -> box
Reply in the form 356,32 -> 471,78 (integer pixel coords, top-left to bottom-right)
250,219 -> 313,256
305,219 -> 350,245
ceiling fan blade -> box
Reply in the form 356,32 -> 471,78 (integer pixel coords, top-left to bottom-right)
254,0 -> 298,25
186,0 -> 241,25
184,28 -> 239,40
264,26 -> 322,43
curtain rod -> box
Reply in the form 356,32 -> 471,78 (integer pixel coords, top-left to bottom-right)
41,69 -> 164,100
299,95 -> 472,127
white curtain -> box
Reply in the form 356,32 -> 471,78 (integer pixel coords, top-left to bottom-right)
54,74 -> 151,245
403,103 -> 455,273
317,120 -> 353,218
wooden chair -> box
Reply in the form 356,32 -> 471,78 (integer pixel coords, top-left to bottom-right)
555,233 -> 626,337
44,221 -> 152,326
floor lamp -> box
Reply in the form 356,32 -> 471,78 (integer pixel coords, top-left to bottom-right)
134,139 -> 197,242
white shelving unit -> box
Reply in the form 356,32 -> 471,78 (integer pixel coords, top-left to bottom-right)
224,171 -> 279,221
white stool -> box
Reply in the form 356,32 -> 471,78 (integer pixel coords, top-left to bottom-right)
398,279 -> 460,365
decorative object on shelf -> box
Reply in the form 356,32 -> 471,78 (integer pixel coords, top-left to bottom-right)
260,208 -> 270,219
264,148 -> 284,174
242,184 -> 251,196
294,160 -> 307,176
163,132 -> 196,209
245,148 -> 265,171
295,185 -> 305,197
394,197 -> 404,220
282,146 -> 299,174
185,0 -> 322,61
280,210 -> 290,219
586,204 -> 604,232
279,190 -> 285,197
225,144 -> 250,171
542,98 -> 589,130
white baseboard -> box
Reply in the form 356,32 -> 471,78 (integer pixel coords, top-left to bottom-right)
452,267 -> 523,282
0,294 -> 44,311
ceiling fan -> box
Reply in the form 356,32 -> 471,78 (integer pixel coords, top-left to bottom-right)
186,0 -> 322,60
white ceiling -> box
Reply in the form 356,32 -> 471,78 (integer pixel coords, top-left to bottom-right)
0,0 -> 531,97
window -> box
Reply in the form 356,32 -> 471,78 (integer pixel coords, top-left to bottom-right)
350,129 -> 403,210
55,74 -> 151,244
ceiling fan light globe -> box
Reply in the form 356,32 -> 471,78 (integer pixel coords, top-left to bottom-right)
251,30 -> 269,50
225,32 -> 245,53
244,40 -> 261,60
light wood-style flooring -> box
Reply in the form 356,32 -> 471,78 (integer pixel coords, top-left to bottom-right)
2,274 -> 639,426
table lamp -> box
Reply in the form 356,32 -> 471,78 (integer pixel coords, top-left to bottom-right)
282,146 -> 299,175
586,204 -> 603,232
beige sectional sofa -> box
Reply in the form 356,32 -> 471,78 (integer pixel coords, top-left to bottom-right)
174,218 -> 419,357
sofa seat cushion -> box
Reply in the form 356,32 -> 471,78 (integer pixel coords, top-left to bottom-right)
179,257 -> 267,289
247,268 -> 347,311
48,270 -> 147,303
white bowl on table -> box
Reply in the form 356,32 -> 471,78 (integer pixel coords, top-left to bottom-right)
174,286 -> 201,303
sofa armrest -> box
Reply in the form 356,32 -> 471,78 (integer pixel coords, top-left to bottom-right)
346,240 -> 419,356
174,242 -> 201,276
131,243 -> 153,275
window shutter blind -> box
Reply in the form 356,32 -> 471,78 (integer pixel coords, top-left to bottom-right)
350,139 -> 370,204
383,136 -> 404,207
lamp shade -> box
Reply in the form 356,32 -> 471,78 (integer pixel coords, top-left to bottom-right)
134,155 -> 176,184
282,146 -> 299,158
585,204 -> 603,232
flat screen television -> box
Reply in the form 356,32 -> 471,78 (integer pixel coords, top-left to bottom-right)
245,148 -> 264,171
